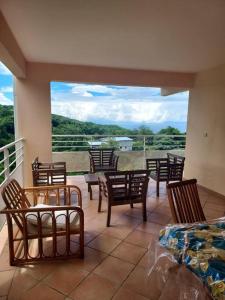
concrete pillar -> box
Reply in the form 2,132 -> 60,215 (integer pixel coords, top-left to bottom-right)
14,76 -> 52,186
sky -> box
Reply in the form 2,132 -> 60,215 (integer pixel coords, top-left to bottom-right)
0,61 -> 189,128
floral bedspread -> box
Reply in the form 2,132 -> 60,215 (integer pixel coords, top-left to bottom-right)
159,218 -> 225,300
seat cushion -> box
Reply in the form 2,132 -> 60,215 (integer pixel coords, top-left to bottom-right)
26,204 -> 51,225
26,204 -> 80,235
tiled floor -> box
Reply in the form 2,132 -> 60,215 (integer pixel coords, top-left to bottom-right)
0,176 -> 225,300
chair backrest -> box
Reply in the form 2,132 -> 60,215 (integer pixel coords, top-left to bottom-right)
2,179 -> 31,230
146,158 -> 168,172
167,179 -> 206,223
32,158 -> 66,186
89,148 -> 114,167
105,170 -> 149,204
167,153 -> 185,165
168,162 -> 184,181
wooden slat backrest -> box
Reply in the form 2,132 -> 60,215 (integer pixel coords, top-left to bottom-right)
105,170 -> 149,204
146,158 -> 158,172
168,163 -> 184,181
167,179 -> 206,223
158,161 -> 169,180
167,153 -> 185,164
89,148 -> 114,166
2,179 -> 31,230
32,158 -> 66,186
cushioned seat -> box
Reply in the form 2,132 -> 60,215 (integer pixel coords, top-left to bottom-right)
1,179 -> 84,265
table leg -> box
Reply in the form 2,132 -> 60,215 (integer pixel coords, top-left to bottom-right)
88,183 -> 93,200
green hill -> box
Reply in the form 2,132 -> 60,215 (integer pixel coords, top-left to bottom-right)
0,104 -> 183,150
0,104 -> 134,147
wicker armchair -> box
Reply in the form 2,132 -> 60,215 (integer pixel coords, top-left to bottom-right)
167,179 -> 206,223
88,148 -> 119,173
0,179 -> 84,265
99,170 -> 149,226
32,157 -> 67,186
146,154 -> 185,197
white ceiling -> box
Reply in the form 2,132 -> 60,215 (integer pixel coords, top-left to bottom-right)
1,0 -> 225,72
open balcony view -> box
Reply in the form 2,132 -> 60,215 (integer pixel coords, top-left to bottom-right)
1,1 -> 225,299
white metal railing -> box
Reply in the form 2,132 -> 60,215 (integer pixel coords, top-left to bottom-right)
0,138 -> 25,187
52,134 -> 186,151
52,134 -> 186,171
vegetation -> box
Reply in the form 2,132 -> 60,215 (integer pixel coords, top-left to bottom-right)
0,104 -> 185,152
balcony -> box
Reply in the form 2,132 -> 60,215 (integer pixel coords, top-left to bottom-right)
0,137 -> 224,298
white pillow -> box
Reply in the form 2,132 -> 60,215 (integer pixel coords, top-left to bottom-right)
26,204 -> 51,225
45,210 -> 79,230
26,204 -> 79,230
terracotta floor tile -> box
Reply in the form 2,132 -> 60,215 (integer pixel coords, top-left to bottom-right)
111,242 -> 146,264
137,244 -> 165,270
154,204 -> 171,216
44,266 -> 89,295
204,202 -> 225,212
148,212 -> 171,225
72,230 -> 100,245
22,262 -> 58,281
94,255 -> 134,284
0,247 -> 16,272
124,207 -> 150,220
113,287 -> 149,300
66,247 -> 107,272
124,256 -> 177,299
7,268 -> 38,300
125,230 -> 155,249
123,266 -> 158,299
87,233 -> 121,253
103,223 -> 134,240
0,270 -> 15,297
137,222 -> 163,236
21,282 -> 65,300
70,273 -> 118,300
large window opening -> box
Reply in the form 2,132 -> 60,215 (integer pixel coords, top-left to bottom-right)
50,82 -> 189,173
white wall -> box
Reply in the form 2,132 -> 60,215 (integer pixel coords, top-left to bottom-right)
185,64 -> 225,195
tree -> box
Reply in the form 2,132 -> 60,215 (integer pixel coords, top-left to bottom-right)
137,125 -> 154,135
157,126 -> 181,135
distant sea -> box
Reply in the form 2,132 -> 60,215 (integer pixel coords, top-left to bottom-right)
89,119 -> 187,133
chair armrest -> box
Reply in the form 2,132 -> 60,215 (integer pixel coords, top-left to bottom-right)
23,185 -> 82,207
1,205 -> 83,215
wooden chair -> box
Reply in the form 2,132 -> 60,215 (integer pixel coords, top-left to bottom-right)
167,179 -> 206,223
167,152 -> 185,165
146,154 -> 185,197
0,179 -> 84,265
32,157 -> 66,186
99,170 -> 149,226
88,148 -> 119,173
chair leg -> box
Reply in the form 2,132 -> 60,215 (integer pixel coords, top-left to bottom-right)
130,202 -> 133,208
156,180 -> 160,197
98,190 -> 102,212
80,233 -> 84,259
107,204 -> 111,227
143,202 -> 147,222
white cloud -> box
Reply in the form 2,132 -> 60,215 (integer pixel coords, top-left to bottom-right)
0,62 -> 12,75
0,92 -> 13,105
51,83 -> 189,124
0,86 -> 13,93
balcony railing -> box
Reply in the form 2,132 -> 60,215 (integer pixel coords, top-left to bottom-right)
0,138 -> 24,229
52,134 -> 186,173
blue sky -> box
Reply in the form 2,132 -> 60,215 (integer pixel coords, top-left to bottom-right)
0,61 -> 189,127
